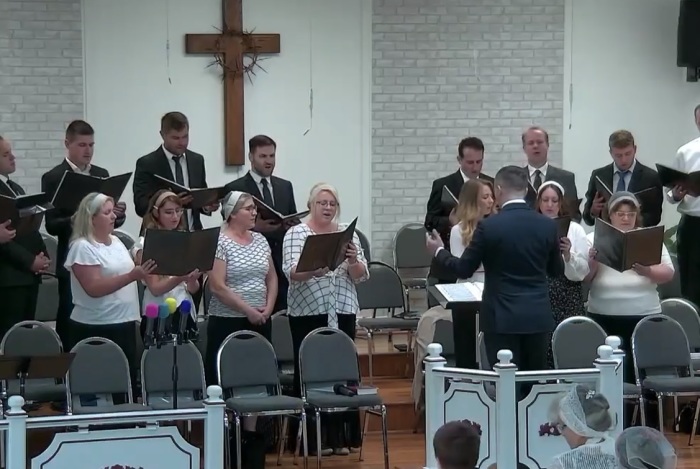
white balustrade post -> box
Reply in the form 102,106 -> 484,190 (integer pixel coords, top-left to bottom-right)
424,343 -> 447,469
494,350 -> 517,469
203,385 -> 225,469
6,396 -> 27,469
594,343 -> 623,437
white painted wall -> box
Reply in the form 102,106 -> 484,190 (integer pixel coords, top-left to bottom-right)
563,0 -> 700,230
82,0 -> 372,239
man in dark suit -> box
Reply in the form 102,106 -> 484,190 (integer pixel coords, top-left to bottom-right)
426,165 -> 564,373
0,136 -> 50,340
424,137 -> 494,292
133,112 -> 219,231
521,126 -> 582,221
583,129 -> 663,228
41,121 -> 127,349
224,135 -> 299,313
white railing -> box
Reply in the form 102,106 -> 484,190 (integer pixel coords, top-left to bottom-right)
2,385 -> 225,469
424,336 -> 625,469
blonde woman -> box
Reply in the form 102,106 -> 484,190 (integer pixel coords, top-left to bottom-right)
449,179 -> 495,282
283,182 -> 368,456
64,192 -> 156,382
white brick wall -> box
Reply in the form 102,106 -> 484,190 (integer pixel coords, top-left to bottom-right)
371,0 -> 565,262
0,0 -> 83,193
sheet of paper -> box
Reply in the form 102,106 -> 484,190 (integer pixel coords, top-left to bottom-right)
435,282 -> 483,303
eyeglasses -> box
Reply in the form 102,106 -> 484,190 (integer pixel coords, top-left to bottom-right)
613,211 -> 636,219
316,201 -> 337,208
161,208 -> 184,215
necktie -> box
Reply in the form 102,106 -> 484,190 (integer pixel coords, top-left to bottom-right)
261,178 -> 274,207
172,156 -> 190,230
5,179 -> 20,196
616,170 -> 629,192
533,169 -> 542,191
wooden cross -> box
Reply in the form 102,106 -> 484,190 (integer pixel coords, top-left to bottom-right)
185,0 -> 280,166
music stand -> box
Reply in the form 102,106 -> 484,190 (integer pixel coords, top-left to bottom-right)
428,286 -> 481,369
0,354 -> 75,413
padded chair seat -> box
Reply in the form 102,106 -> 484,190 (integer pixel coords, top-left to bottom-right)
7,379 -> 65,402
642,377 -> 700,393
148,399 -> 205,410
357,317 -> 420,330
73,403 -> 151,414
305,390 -> 383,409
225,395 -> 304,414
623,382 -> 641,397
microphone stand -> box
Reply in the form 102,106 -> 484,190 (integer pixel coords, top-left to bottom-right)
172,331 -> 179,410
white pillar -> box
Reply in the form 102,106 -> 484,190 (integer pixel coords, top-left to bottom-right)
494,350 -> 517,469
595,342 -> 623,437
424,343 -> 447,469
203,385 -> 225,469
6,395 -> 27,469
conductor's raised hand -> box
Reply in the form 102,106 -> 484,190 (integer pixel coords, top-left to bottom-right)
590,192 -> 606,217
131,259 -> 157,281
425,229 -> 444,256
346,242 -> 358,264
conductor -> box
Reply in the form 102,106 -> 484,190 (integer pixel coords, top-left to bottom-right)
426,165 -> 564,372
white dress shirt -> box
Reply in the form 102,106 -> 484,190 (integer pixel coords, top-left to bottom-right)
527,163 -> 549,185
448,223 -> 485,283
0,174 -> 16,196
563,221 -> 589,281
665,136 -> 700,216
249,170 -> 274,205
612,159 -> 636,192
65,157 -> 91,175
162,144 -> 194,229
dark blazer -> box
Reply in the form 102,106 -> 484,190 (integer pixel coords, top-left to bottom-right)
133,147 -> 210,230
41,160 -> 126,279
582,161 -> 663,228
424,170 -> 493,282
0,179 -> 48,287
524,165 -> 582,222
435,202 -> 564,334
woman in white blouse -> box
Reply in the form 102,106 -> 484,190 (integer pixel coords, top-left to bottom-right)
283,182 -> 369,456
65,192 -> 156,384
587,191 -> 674,383
449,179 -> 495,282
535,181 -> 589,367
132,190 -> 200,337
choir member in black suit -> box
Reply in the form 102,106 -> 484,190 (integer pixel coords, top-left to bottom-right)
0,136 -> 50,340
521,126 -> 581,221
424,137 -> 493,294
583,130 -> 663,228
224,135 -> 299,313
41,121 -> 127,350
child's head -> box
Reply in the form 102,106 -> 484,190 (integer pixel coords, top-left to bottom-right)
433,420 -> 481,469
141,189 -> 185,233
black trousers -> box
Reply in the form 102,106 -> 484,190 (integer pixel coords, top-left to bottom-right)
288,314 -> 361,450
0,284 -> 39,342
451,304 -> 480,369
55,274 -> 74,351
677,214 -> 700,307
587,312 -> 645,384
204,315 -> 272,386
483,331 -> 548,400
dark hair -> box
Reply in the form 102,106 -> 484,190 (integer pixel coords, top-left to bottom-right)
433,420 -> 480,469
66,120 -> 94,141
458,137 -> 484,158
249,134 -> 276,153
161,112 -> 189,133
521,126 -> 549,145
609,130 -> 635,149
494,165 -> 528,193
535,184 -> 571,218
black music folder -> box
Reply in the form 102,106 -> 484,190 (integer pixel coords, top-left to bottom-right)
441,186 -> 458,207
153,175 -> 229,209
593,219 -> 664,273
51,171 -> 132,212
655,163 -> 700,196
296,218 -> 358,273
141,226 -> 221,276
0,193 -> 53,236
595,176 -> 656,208
555,216 -> 571,239
253,197 -> 309,223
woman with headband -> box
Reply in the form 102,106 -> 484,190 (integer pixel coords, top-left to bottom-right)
586,192 -> 674,384
64,192 -> 157,389
534,180 -> 589,368
131,189 -> 201,337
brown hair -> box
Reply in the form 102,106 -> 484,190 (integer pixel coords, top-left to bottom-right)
535,184 -> 571,218
139,189 -> 185,235
161,112 -> 189,133
433,420 -> 480,469
608,130 -> 635,149
249,134 -> 276,153
521,126 -> 549,145
66,120 -> 94,141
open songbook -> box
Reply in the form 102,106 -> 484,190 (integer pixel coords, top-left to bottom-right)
51,172 -> 132,212
655,163 -> 700,196
295,218 -> 358,273
141,226 -> 220,276
554,216 -> 571,239
594,176 -> 657,209
153,175 -> 229,209
0,193 -> 53,236
252,197 -> 309,223
441,186 -> 458,207
593,218 -> 664,273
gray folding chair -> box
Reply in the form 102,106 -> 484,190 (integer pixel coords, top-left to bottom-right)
661,298 -> 700,370
34,275 -> 59,322
0,321 -> 66,402
552,316 -> 608,369
299,327 -> 388,469
113,229 -> 136,250
355,228 -> 371,263
66,337 -> 147,414
271,312 -> 295,389
632,314 -> 700,445
392,223 -> 431,293
141,341 -> 207,409
218,330 -> 308,469
356,262 -> 420,382
657,254 -> 681,300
